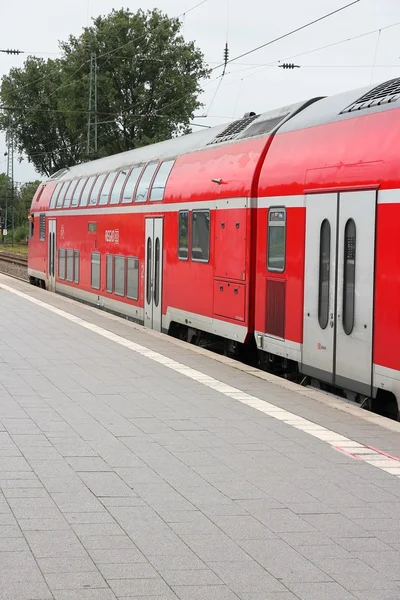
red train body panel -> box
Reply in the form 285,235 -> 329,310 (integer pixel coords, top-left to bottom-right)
28,79 -> 400,414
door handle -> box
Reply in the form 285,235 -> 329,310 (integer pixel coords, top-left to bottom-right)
330,321 -> 334,328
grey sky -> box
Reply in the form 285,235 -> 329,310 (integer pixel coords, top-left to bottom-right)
1,0 -> 399,183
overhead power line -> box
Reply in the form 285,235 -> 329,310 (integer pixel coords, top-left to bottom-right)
212,0 -> 361,71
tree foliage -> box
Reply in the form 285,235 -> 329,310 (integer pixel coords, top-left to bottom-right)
0,8 -> 210,177
0,174 -> 40,236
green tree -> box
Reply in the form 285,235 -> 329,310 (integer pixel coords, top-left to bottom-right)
0,8 -> 210,176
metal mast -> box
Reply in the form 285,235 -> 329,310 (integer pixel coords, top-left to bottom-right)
86,52 -> 98,159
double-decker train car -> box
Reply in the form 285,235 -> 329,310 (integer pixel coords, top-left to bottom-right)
28,77 -> 400,417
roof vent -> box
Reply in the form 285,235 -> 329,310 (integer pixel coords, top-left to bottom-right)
48,167 -> 70,180
237,114 -> 289,140
207,113 -> 260,145
243,111 -> 256,117
341,78 -> 400,114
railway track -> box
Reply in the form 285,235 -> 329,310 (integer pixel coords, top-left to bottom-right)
0,252 -> 28,267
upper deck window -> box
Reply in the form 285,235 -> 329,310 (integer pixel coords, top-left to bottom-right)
136,163 -> 158,202
122,166 -> 143,204
89,174 -> 107,206
63,180 -> 79,208
99,172 -> 116,206
71,178 -> 87,207
80,175 -> 97,207
55,182 -> 67,209
110,170 -> 128,204
150,160 -> 175,201
49,183 -> 63,209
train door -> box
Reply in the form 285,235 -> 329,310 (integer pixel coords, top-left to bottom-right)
144,218 -> 163,331
48,219 -> 56,292
302,190 -> 376,396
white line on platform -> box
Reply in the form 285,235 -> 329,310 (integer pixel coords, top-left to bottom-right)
2,282 -> 400,479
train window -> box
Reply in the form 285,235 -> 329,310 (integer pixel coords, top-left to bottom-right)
39,214 -> 46,242
110,170 -> 128,204
318,219 -> 331,330
91,252 -> 101,290
55,182 -> 67,209
178,211 -> 189,260
58,248 -> 66,280
122,166 -> 143,203
136,162 -> 158,202
80,175 -> 97,207
343,219 -> 356,335
71,178 -> 87,207
99,172 -> 116,206
50,183 -> 62,209
191,210 -> 210,262
127,257 -> 139,300
150,160 -> 175,201
66,249 -> 74,282
146,238 -> 152,305
63,180 -> 78,208
106,254 -> 113,293
267,208 -> 286,272
89,174 -> 107,206
74,251 -> 80,284
114,255 -> 125,297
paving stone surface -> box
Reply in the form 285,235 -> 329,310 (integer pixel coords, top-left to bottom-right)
0,278 -> 400,599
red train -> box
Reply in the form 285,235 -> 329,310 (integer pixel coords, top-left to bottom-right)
28,77 -> 400,417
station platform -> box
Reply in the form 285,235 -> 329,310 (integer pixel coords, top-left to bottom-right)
1,274 -> 400,600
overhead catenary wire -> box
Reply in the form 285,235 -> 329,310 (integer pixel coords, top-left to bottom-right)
212,0 -> 362,71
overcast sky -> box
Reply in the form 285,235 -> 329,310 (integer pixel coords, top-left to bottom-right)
1,0 -> 400,183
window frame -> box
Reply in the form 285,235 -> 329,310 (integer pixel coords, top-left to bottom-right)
66,249 -> 74,282
55,182 -> 67,209
80,175 -> 97,207
318,219 -> 331,330
91,252 -> 101,290
121,165 -> 144,204
342,218 -> 356,336
126,257 -> 139,301
39,214 -> 46,242
267,207 -> 286,273
63,179 -> 79,208
114,255 -> 126,297
106,254 -> 113,293
74,250 -> 80,284
109,169 -> 129,205
191,209 -> 210,264
149,159 -> 175,201
135,162 -> 158,203
71,178 -> 87,207
58,248 -> 66,280
178,210 -> 189,261
98,171 -> 117,206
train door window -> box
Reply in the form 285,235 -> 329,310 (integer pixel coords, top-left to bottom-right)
318,219 -> 331,329
110,170 -> 128,204
127,257 -> 139,300
178,211 -> 189,259
89,174 -> 107,206
66,249 -> 74,282
63,180 -> 78,208
58,248 -> 66,280
80,175 -> 96,207
343,219 -> 356,335
91,252 -> 101,290
267,208 -> 286,272
122,166 -> 143,203
39,214 -> 46,241
29,215 -> 34,238
191,210 -> 210,262
150,160 -> 175,201
55,182 -> 67,209
136,162 -> 158,202
99,172 -> 116,206
74,251 -> 80,284
50,183 -> 62,209
106,254 -> 113,293
71,178 -> 87,207
114,255 -> 125,297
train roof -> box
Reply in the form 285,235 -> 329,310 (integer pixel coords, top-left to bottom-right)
47,98 -> 319,183
279,77 -> 400,134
